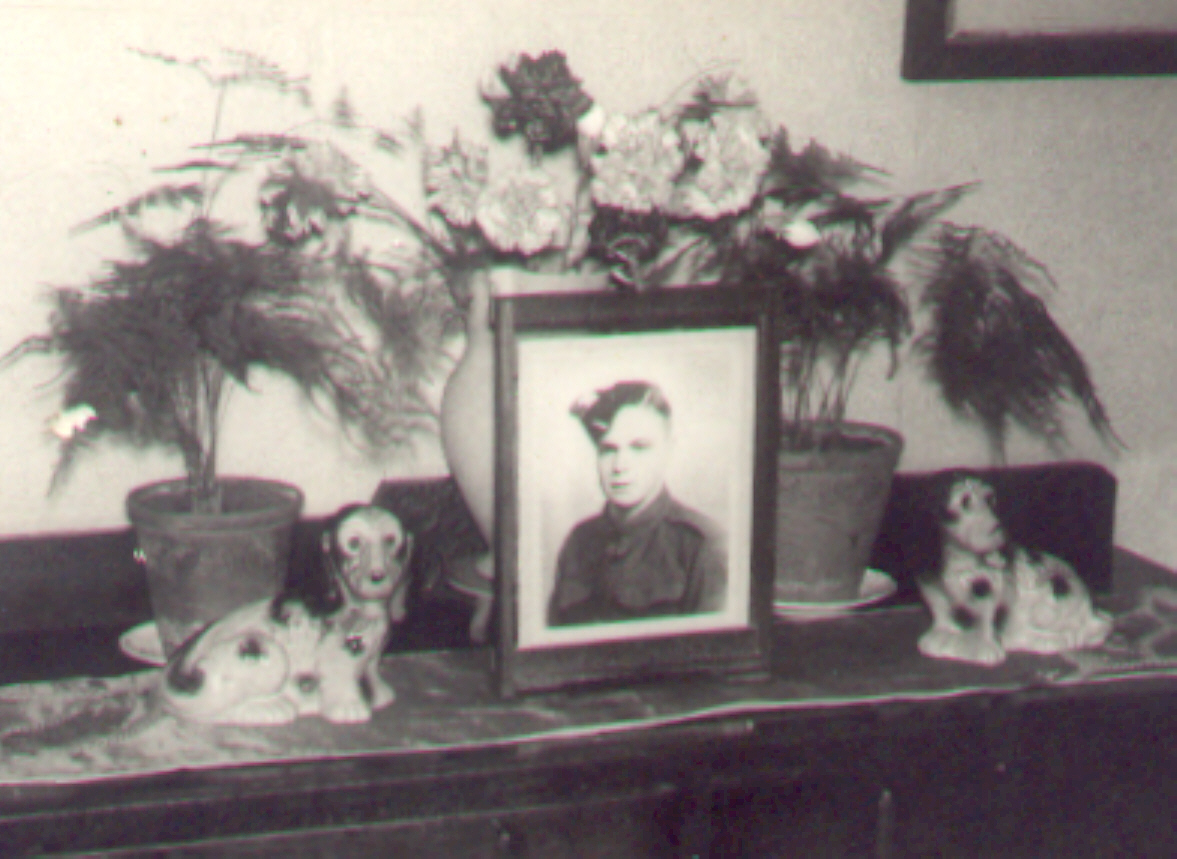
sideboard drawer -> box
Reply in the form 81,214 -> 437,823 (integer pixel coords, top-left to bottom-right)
110,787 -> 680,857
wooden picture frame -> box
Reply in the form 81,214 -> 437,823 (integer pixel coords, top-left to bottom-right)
903,0 -> 1177,80
493,286 -> 779,697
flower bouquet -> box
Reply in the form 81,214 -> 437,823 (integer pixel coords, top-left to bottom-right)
436,49 -> 1117,461
403,48 -> 1120,618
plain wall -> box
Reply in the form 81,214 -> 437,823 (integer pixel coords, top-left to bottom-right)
0,1 -> 1174,565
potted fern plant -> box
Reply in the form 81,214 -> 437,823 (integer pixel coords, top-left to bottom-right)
720,157 -> 1120,604
3,49 -> 452,656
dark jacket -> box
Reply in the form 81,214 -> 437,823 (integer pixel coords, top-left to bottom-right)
548,490 -> 727,627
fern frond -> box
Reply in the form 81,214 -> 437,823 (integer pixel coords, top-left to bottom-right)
764,131 -> 884,201
154,159 -> 238,174
914,224 -> 1121,459
876,183 -> 974,268
70,183 -> 204,236
196,133 -> 310,156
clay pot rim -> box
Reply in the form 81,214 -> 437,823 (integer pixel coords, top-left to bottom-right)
126,476 -> 304,535
778,420 -> 904,471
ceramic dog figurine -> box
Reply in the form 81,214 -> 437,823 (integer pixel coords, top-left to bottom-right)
917,473 -> 1111,666
161,504 -> 412,725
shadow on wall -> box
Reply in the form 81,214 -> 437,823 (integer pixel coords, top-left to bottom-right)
1113,447 -> 1177,573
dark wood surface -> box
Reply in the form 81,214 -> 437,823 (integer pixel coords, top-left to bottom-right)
1,549 -> 1176,856
3,657 -> 1177,856
0,473 -> 1171,856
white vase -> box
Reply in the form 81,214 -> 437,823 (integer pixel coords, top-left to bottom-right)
440,270 -> 497,561
439,267 -> 608,605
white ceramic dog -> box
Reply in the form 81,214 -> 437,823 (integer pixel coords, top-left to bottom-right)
161,505 -> 412,725
917,474 -> 1112,666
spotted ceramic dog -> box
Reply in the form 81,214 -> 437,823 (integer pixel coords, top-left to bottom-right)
161,505 -> 412,725
917,473 -> 1111,666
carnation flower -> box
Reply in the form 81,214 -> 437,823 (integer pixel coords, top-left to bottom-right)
575,103 -> 608,140
673,110 -> 771,219
483,51 -> 594,155
260,143 -> 361,249
425,134 -> 489,228
589,110 -> 685,213
474,168 -> 571,255
782,218 -> 822,248
762,199 -> 822,248
678,74 -> 761,123
49,404 -> 97,440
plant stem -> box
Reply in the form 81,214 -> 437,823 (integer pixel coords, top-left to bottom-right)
200,83 -> 230,218
182,356 -> 225,514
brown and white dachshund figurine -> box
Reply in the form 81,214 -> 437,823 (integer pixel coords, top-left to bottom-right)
917,473 -> 1111,666
161,505 -> 411,725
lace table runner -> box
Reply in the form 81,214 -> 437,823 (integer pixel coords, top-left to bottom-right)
3,568 -> 1177,787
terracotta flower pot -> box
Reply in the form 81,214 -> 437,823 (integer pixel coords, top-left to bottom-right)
127,476 -> 304,658
775,422 -> 903,603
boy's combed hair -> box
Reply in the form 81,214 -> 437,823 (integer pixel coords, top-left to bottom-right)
571,380 -> 670,443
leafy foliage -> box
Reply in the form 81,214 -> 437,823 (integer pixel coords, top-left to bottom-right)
471,50 -> 1115,458
6,44 -> 1121,502
915,225 -> 1120,460
3,49 -> 455,512
730,161 -> 974,448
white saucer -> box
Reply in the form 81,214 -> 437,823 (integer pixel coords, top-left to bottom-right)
119,621 -> 167,666
773,568 -> 898,622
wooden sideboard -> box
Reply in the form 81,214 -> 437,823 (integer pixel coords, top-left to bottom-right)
3,548 -> 1177,857
3,657 -> 1177,855
0,472 -> 1170,857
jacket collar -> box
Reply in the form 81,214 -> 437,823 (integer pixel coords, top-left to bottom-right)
605,488 -> 672,529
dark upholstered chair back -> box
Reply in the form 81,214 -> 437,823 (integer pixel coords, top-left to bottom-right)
869,462 -> 1116,599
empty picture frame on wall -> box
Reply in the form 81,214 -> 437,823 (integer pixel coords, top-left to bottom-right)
492,286 -> 780,697
903,0 -> 1177,79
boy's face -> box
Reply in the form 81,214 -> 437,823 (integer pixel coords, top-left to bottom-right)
595,403 -> 672,511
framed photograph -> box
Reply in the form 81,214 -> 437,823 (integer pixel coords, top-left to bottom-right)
493,286 -> 779,697
903,0 -> 1177,80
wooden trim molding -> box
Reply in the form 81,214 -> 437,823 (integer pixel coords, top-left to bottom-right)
903,0 -> 1177,80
